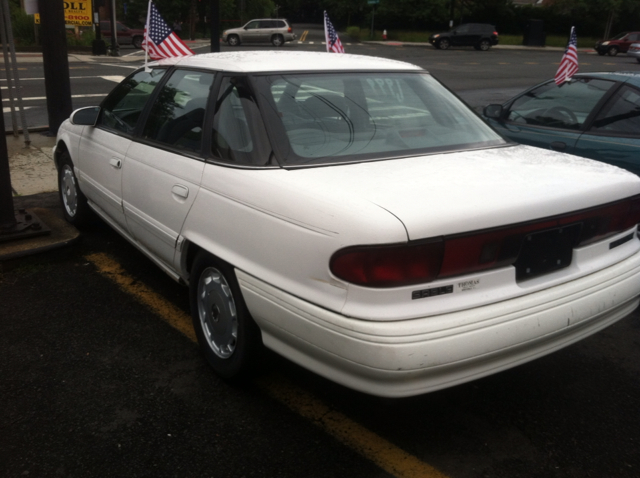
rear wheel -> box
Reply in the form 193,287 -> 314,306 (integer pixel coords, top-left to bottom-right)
607,46 -> 619,56
132,35 -> 143,49
438,38 -> 450,50
189,251 -> 263,379
227,34 -> 240,46
271,34 -> 284,47
477,39 -> 491,51
58,152 -> 91,227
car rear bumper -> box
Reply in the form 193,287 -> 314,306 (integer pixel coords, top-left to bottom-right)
238,250 -> 640,397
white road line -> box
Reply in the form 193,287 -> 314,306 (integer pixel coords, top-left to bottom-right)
3,106 -> 33,113
2,93 -> 106,102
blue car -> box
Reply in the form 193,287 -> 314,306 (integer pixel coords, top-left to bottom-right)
483,72 -> 640,175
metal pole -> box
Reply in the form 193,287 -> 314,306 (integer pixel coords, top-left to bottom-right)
2,0 -> 30,145
0,83 -> 16,230
0,4 -> 19,136
210,0 -> 219,52
109,0 -> 119,56
371,6 -> 374,38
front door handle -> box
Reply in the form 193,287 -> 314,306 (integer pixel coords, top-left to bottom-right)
551,141 -> 566,152
109,157 -> 122,169
172,184 -> 189,199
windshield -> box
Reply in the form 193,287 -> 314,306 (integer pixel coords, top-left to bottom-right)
255,72 -> 505,166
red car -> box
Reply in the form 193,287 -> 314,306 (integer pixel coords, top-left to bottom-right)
100,21 -> 144,49
595,31 -> 640,56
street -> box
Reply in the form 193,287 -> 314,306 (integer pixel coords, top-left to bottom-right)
2,41 -> 640,478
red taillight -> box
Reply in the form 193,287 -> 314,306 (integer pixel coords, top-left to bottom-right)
288,27 -> 292,33
330,240 -> 444,288
493,31 -> 498,36
330,195 -> 640,288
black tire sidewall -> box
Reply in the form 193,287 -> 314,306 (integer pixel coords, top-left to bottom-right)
189,252 -> 263,379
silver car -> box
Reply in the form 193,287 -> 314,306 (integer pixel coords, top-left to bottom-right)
222,19 -> 296,47
627,43 -> 640,63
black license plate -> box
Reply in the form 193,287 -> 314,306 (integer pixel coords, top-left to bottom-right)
514,224 -> 581,281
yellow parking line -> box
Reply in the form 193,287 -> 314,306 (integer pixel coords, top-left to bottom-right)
299,30 -> 309,42
85,252 -> 450,478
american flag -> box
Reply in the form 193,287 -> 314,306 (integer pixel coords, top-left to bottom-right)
324,11 -> 345,53
554,27 -> 579,85
142,1 -> 194,60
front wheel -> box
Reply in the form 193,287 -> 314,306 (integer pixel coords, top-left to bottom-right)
132,36 -> 143,49
438,38 -> 450,50
607,46 -> 619,56
190,252 -> 263,379
271,34 -> 284,47
58,152 -> 92,227
227,35 -> 240,46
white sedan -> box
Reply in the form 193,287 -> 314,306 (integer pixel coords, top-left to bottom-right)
55,51 -> 640,397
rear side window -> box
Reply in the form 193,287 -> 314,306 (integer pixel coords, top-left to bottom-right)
142,69 -> 215,152
99,68 -> 166,135
590,85 -> 640,136
211,76 -> 271,165
506,78 -> 615,130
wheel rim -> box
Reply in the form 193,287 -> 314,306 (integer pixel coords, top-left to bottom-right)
197,267 -> 238,359
440,40 -> 449,49
229,36 -> 238,46
61,164 -> 78,217
480,41 -> 489,51
273,36 -> 283,46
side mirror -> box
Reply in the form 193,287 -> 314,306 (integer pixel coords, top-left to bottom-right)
483,104 -> 503,120
70,106 -> 100,126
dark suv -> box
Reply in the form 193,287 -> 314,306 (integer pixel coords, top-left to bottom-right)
429,23 -> 499,51
595,31 -> 640,56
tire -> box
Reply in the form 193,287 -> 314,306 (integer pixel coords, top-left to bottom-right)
190,251 -> 263,379
597,50 -> 606,56
637,58 -> 640,64
227,35 -> 240,46
607,46 -> 619,56
58,151 -> 92,227
271,34 -> 284,47
438,38 -> 450,50
477,39 -> 491,51
132,36 -> 143,49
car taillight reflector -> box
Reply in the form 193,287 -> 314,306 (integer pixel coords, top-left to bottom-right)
330,195 -> 640,288
288,27 -> 292,33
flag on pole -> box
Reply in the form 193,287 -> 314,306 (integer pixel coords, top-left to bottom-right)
554,27 -> 579,85
324,11 -> 345,53
142,1 -> 194,61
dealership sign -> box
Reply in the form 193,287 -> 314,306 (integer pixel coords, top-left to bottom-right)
33,1 -> 94,26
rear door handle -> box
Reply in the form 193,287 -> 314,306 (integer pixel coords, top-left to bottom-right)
172,184 -> 189,199
551,141 -> 566,152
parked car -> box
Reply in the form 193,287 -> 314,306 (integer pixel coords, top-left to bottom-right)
595,31 -> 640,56
627,42 -> 640,63
429,23 -> 499,50
99,21 -> 144,49
483,72 -> 640,176
222,18 -> 296,46
55,52 -> 640,398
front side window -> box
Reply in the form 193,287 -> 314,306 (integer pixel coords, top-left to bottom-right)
245,21 -> 260,30
142,69 -> 215,152
590,85 -> 640,136
506,78 -> 615,130
99,68 -> 166,134
255,72 -> 504,166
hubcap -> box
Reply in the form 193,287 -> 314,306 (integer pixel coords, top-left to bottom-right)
197,267 -> 238,359
61,165 -> 78,217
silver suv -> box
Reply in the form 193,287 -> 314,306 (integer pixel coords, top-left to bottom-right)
223,19 -> 296,47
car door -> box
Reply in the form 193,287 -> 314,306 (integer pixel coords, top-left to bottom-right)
242,20 -> 262,43
451,24 -> 473,46
122,69 -> 216,268
493,77 -> 617,154
574,83 -> 640,175
77,68 -> 167,231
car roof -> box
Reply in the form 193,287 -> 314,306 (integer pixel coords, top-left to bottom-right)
150,51 -> 424,73
575,71 -> 640,87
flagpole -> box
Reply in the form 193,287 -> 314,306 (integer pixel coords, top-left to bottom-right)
144,0 -> 151,71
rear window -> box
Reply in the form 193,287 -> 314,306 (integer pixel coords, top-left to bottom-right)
255,72 -> 504,166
